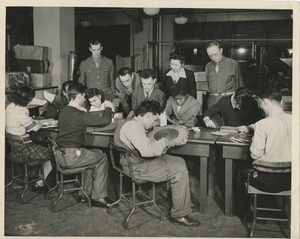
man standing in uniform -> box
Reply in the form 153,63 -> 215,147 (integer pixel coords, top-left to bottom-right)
79,39 -> 115,102
205,40 -> 244,108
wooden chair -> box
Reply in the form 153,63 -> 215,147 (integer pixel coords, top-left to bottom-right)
5,134 -> 51,204
108,142 -> 163,230
47,135 -> 91,212
245,169 -> 291,237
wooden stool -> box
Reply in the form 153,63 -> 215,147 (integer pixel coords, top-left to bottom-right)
245,170 -> 291,237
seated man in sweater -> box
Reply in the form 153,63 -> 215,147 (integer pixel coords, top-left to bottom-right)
115,100 -> 200,226
56,82 -> 114,207
203,87 -> 264,128
129,69 -> 166,118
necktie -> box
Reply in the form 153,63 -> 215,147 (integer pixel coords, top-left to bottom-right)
215,63 -> 219,73
145,91 -> 150,99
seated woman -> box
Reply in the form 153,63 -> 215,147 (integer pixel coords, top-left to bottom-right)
5,86 -> 53,193
165,84 -> 201,127
44,80 -> 73,119
85,88 -> 115,112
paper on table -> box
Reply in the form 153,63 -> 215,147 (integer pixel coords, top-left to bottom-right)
44,91 -> 56,103
27,97 -> 47,108
211,131 -> 229,136
35,118 -> 58,128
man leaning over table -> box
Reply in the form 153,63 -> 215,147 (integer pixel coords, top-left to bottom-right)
203,87 -> 264,128
114,100 -> 200,226
56,82 -> 115,207
115,67 -> 141,117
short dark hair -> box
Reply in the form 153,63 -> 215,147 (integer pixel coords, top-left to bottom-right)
170,84 -> 188,97
89,39 -> 103,47
137,100 -> 162,117
62,80 -> 73,92
67,83 -> 86,100
206,40 -> 222,49
85,88 -> 105,103
7,86 -> 35,107
118,67 -> 132,76
169,52 -> 185,65
234,87 -> 253,108
140,69 -> 156,80
259,85 -> 282,103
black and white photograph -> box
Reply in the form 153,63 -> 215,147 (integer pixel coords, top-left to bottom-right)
2,0 -> 299,238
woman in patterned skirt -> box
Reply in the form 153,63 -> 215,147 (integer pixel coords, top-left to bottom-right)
6,86 -> 53,193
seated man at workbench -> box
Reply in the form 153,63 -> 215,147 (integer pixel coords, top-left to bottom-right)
203,87 -> 264,128
56,82 -> 114,207
236,85 -> 292,218
114,100 -> 200,226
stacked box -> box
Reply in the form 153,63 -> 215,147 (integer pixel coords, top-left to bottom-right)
31,73 -> 52,88
15,59 -> 50,74
12,44 -> 52,89
14,44 -> 49,60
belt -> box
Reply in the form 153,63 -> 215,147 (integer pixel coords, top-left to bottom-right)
210,92 -> 234,96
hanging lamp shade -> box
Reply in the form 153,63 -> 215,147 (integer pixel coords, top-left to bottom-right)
174,14 -> 188,25
143,8 -> 160,16
80,18 -> 92,27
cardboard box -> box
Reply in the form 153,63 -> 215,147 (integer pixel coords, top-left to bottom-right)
14,44 -> 49,60
15,59 -> 50,74
31,73 -> 52,88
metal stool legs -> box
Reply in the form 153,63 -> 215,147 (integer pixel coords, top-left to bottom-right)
108,171 -> 163,230
6,161 -> 50,204
49,171 -> 91,213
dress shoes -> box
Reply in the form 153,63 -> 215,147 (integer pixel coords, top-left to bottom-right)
78,196 -> 88,203
91,197 -> 114,208
31,184 -> 48,194
170,215 -> 201,226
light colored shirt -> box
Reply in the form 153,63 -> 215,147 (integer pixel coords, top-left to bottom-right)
166,68 -> 186,84
5,103 -> 36,136
250,110 -> 291,162
68,101 -> 87,112
120,118 -> 167,158
89,100 -> 115,112
205,56 -> 244,94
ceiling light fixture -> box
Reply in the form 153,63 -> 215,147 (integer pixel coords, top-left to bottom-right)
143,8 -> 160,16
80,11 -> 92,27
80,18 -> 92,27
174,14 -> 188,25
